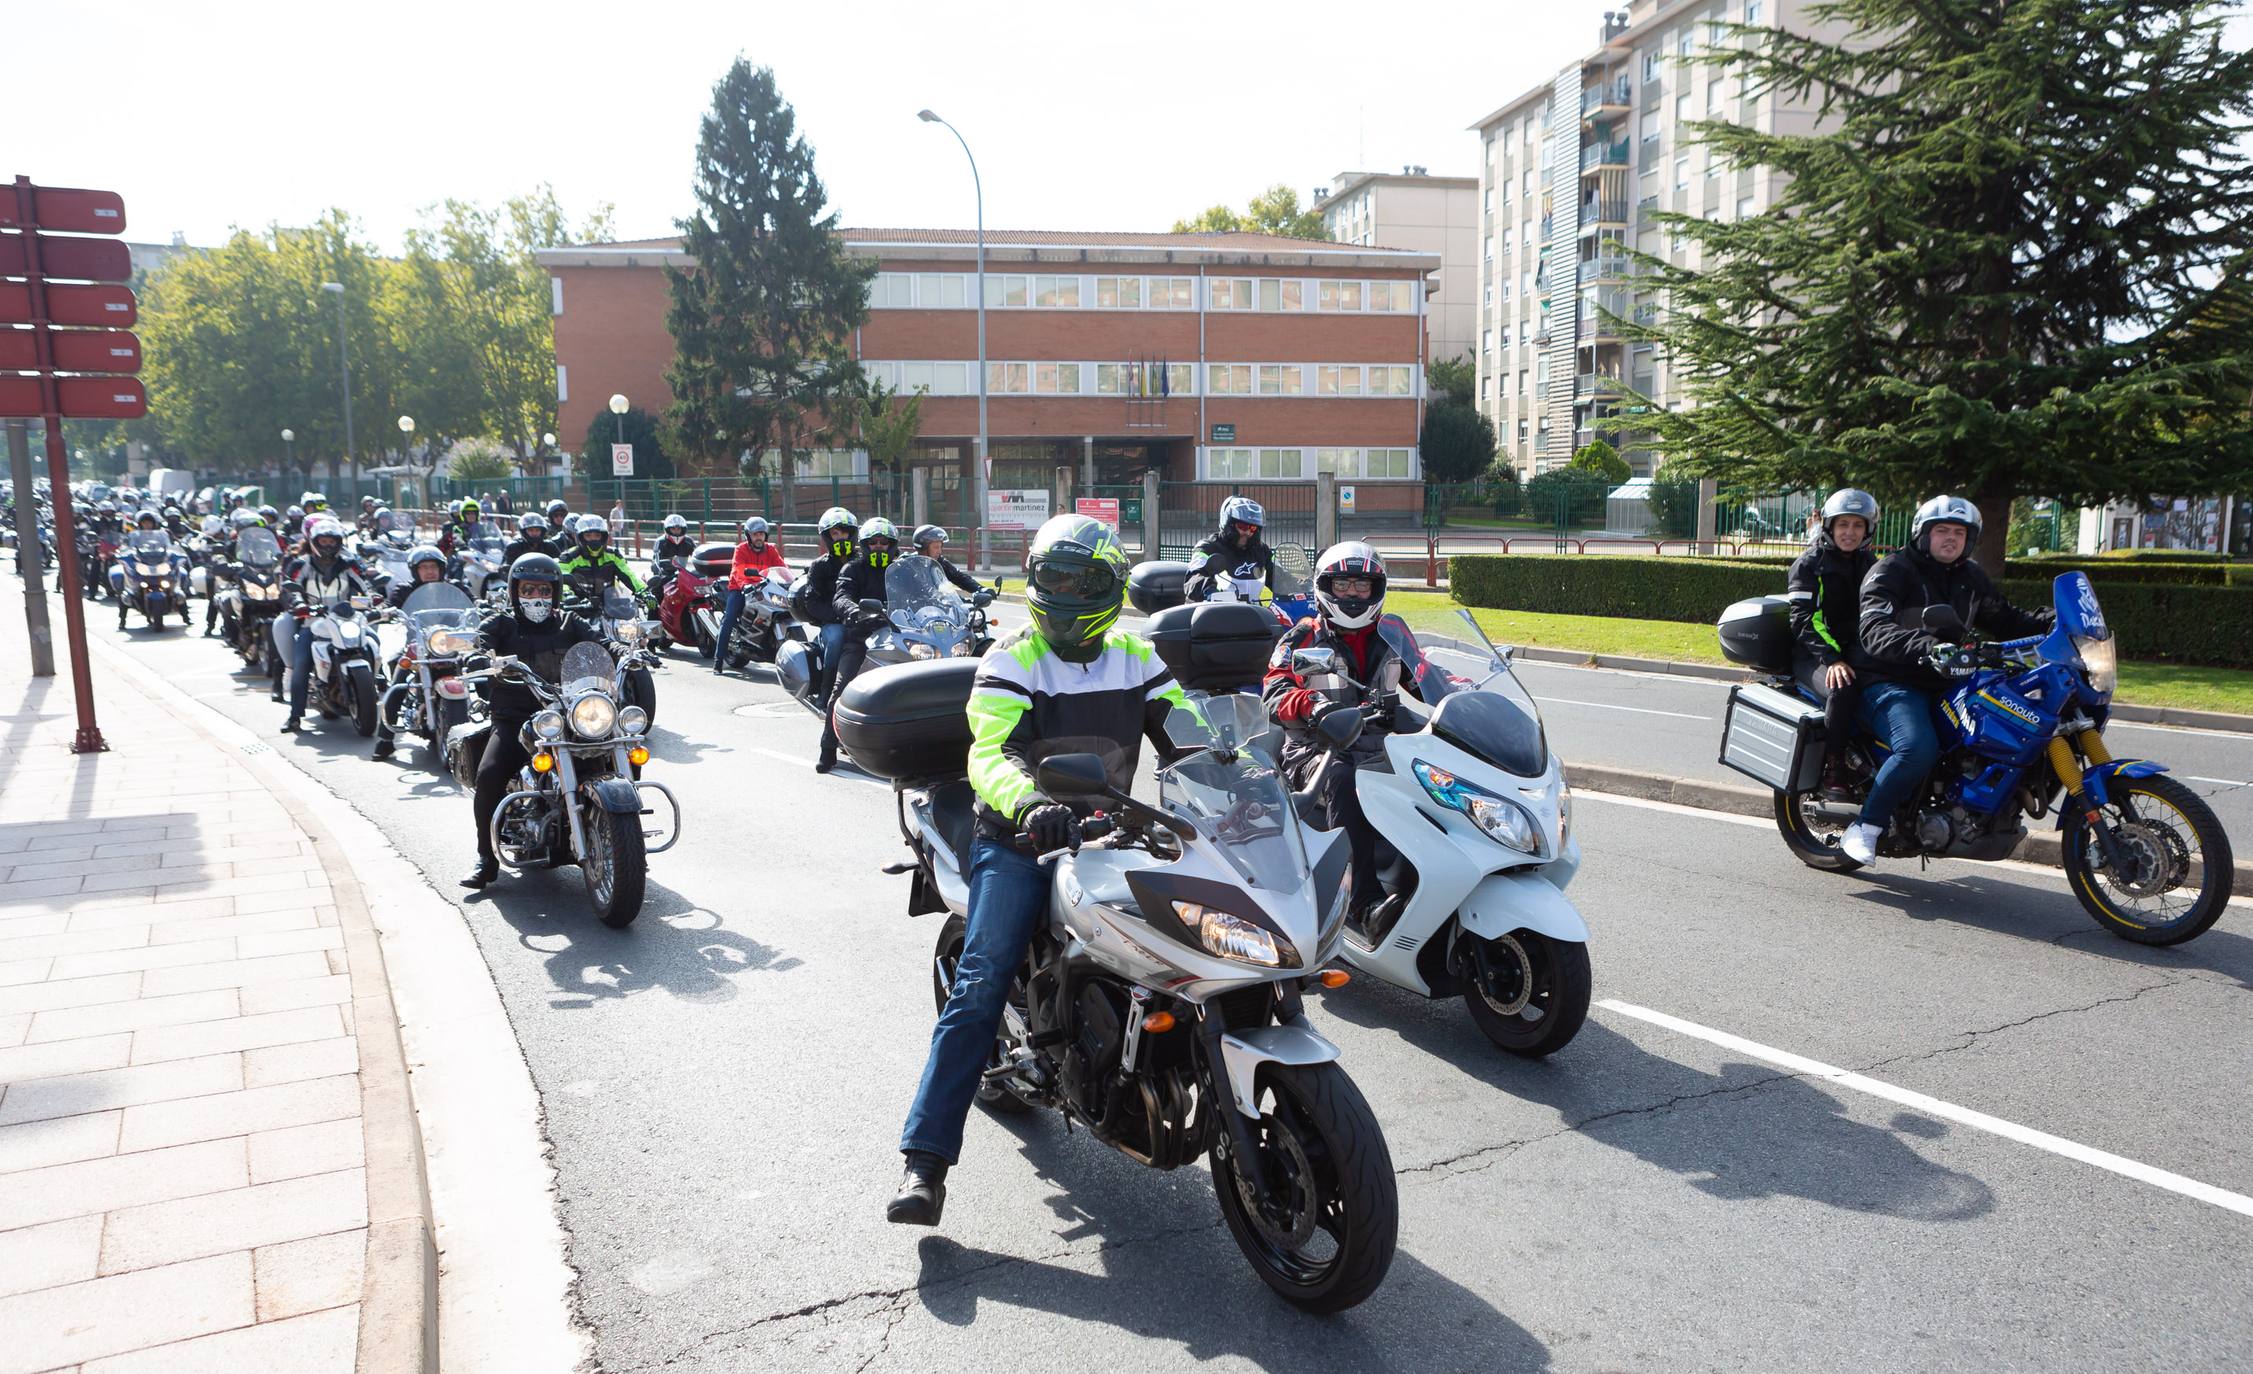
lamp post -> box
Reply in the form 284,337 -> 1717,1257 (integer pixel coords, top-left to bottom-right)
397,415 -> 415,467
607,395 -> 629,486
918,109 -> 988,568
281,428 -> 295,481
319,283 -> 354,469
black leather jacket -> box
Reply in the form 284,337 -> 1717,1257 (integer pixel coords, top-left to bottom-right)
1786,537 -> 1877,670
474,610 -> 604,718
803,551 -> 851,626
1858,547 -> 2053,692
834,556 -> 891,632
1184,532 -> 1276,601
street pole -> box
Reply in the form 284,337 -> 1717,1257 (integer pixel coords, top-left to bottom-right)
7,419 -> 55,676
923,111 -> 989,569
324,283 -> 355,476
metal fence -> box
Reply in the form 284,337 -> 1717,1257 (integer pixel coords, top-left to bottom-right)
1157,482 -> 1316,557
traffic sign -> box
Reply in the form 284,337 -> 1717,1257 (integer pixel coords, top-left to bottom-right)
0,328 -> 140,373
0,375 -> 147,420
610,443 -> 634,477
0,282 -> 136,326
0,232 -> 132,282
0,185 -> 125,235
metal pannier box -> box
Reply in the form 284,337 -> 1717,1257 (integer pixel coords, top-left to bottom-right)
1719,683 -> 1826,793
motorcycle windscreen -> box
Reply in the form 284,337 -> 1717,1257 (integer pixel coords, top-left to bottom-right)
464,521 -> 501,544
128,531 -> 171,560
886,555 -> 964,627
1425,675 -> 1549,778
375,510 -> 416,539
1157,743 -> 1308,891
237,527 -> 281,566
600,588 -> 639,623
558,641 -> 616,698
1270,543 -> 1313,598
402,582 -> 474,620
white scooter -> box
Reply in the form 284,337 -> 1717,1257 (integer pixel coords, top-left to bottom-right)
1298,610 -> 1591,1057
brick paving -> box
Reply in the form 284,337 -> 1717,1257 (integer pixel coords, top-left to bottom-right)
0,650 -> 375,1373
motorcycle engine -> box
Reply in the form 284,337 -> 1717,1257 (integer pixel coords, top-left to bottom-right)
1063,982 -> 1127,1124
1915,810 -> 1956,851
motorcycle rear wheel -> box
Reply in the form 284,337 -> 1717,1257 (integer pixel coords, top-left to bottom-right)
1461,930 -> 1590,1057
692,618 -> 716,659
1211,1061 -> 1397,1313
931,914 -> 1032,1114
2063,774 -> 2233,946
1772,789 -> 1864,873
432,698 -> 469,767
581,794 -> 646,927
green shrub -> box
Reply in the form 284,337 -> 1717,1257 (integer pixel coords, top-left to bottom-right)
1448,554 -> 2253,667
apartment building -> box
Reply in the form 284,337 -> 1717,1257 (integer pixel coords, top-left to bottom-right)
1471,0 -> 1837,477
1313,169 -> 1481,366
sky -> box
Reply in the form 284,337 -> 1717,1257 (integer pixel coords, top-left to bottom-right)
8,0 -> 2251,253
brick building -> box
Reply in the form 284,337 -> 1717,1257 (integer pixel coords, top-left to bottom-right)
535,229 -> 1439,539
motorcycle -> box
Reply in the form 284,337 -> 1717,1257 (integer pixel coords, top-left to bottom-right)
654,553 -> 723,660
273,590 -> 383,736
874,553 -> 996,662
573,583 -> 662,731
455,520 -> 509,600
1718,570 -> 2234,945
447,643 -> 681,927
723,565 -> 806,671
1285,608 -> 1591,1056
843,658 -> 1397,1312
113,530 -> 183,631
378,582 -> 481,763
361,510 -> 419,587
220,526 -> 288,695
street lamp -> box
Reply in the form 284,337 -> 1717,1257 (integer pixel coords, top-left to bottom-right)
919,108 -> 989,567
397,415 -> 415,466
281,428 -> 294,470
319,283 -> 355,467
607,395 -> 629,478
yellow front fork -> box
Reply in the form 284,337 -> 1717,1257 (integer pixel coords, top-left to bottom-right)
2049,729 -> 2113,803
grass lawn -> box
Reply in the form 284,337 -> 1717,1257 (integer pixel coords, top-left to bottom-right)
1387,589 -> 2253,717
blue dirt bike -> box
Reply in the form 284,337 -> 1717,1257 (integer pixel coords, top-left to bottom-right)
1717,571 -> 2233,946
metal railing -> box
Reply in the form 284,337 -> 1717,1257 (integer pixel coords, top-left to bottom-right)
1580,197 -> 1629,225
1578,256 -> 1633,284
1575,372 -> 1629,395
1580,141 -> 1630,173
1579,78 -> 1632,114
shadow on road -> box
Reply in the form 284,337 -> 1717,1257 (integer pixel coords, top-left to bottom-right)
469,870 -> 805,1008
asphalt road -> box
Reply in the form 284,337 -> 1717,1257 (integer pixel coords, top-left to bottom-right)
65,595 -> 2253,1373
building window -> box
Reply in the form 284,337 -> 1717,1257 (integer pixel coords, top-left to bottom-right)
1482,327 -> 1494,355
1206,447 -> 1256,479
1521,170 -> 1534,197
1736,195 -> 1756,221
1315,448 -> 1355,477
1255,364 -> 1304,396
1209,278 -> 1255,310
1258,278 -> 1307,311
1745,0 -> 1763,23
1149,277 -> 1194,309
1033,362 -> 1082,394
1370,281 -> 1414,312
1316,364 -> 1363,396
909,273 -> 962,307
1517,368 -> 1529,396
1678,26 -> 1695,58
987,362 -> 1031,393
1257,448 -> 1305,478
1676,93 -> 1691,124
1706,153 -> 1721,181
1674,157 -> 1690,190
1033,275 -> 1081,308
1365,448 -> 1415,479
1167,362 -> 1195,394
1640,111 -> 1659,143
1641,49 -> 1659,83
550,278 -> 563,315
795,448 -> 865,479
1095,276 -> 1141,309
1317,280 -> 1364,311
1369,365 -> 1414,396
983,275 -> 1028,308
555,364 -> 567,402
867,273 -> 913,308
1518,418 -> 1529,443
1207,364 -> 1253,395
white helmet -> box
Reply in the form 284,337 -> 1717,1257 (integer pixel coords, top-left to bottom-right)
817,506 -> 857,534
1910,494 -> 1981,549
742,516 -> 770,539
1820,489 -> 1879,534
1313,541 -> 1388,630
663,513 -> 687,534
858,516 -> 899,544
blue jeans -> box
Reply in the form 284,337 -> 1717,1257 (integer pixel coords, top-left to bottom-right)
1857,681 -> 1941,827
286,624 -> 317,716
713,587 -> 749,668
817,620 -> 844,671
899,839 -> 1050,1163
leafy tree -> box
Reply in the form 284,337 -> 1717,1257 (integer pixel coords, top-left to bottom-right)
1569,439 -> 1630,485
1524,469 -> 1611,528
839,375 -> 927,480
1419,399 -> 1498,483
664,59 -> 874,494
446,437 -> 516,483
578,405 -> 673,481
1626,0 -> 2253,570
1646,470 -> 1703,539
1172,183 -> 1326,240
1427,352 -> 1476,407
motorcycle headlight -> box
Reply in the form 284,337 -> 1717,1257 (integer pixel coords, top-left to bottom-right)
427,629 -> 476,656
2073,633 -> 2118,695
617,705 -> 649,736
569,692 -> 617,738
615,620 -> 644,643
908,643 -> 937,660
1414,760 -> 1541,855
532,710 -> 566,742
1174,901 -> 1296,968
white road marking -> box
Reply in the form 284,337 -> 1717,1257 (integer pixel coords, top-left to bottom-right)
1539,697 -> 1710,721
2187,776 -> 2249,788
1598,998 -> 2253,1220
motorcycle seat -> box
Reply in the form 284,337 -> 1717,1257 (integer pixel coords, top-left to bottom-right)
445,720 -> 491,753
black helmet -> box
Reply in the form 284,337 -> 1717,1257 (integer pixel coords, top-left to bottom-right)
407,545 -> 448,581
1024,513 -> 1128,654
912,523 -> 947,551
507,552 -> 563,619
545,498 -> 568,519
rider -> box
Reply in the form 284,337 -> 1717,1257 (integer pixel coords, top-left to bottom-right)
648,514 -> 698,601
1263,542 -> 1437,933
357,495 -> 380,534
502,511 -> 554,567
110,510 -> 168,611
372,545 -> 455,761
543,498 -> 572,540
439,499 -> 484,556
712,517 -> 790,678
888,512 -> 1188,1227
910,524 -> 984,594
205,507 -> 270,640
458,553 -> 605,889
1788,490 -> 1880,799
1846,495 -> 2055,866
278,517 -> 379,732
816,517 -> 899,772
282,504 -> 307,543
801,508 -> 857,705
1183,495 -> 1278,602
161,504 -> 191,541
555,515 -> 646,608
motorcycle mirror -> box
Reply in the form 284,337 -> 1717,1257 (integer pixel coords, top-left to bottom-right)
1291,648 -> 1341,678
1035,752 -> 1112,798
1922,605 -> 1967,641
857,597 -> 884,615
1314,703 -> 1366,751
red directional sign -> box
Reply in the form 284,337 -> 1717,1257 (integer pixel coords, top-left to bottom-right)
0,328 -> 141,373
0,374 -> 147,420
0,281 -> 137,326
0,232 -> 132,282
0,186 -> 125,235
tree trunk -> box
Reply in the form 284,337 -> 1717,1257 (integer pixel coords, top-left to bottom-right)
1972,476 -> 2016,573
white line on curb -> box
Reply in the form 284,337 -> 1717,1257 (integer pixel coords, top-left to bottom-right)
1598,998 -> 2253,1221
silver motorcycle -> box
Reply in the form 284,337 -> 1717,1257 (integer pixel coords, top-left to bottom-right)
875,553 -> 996,662
377,582 -> 481,763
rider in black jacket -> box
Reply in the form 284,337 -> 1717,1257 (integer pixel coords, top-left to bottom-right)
459,553 -> 604,889
1183,495 -> 1277,602
1787,490 -> 1880,796
800,507 -> 858,705
910,525 -> 983,594
648,514 -> 698,601
1840,495 -> 2054,866
501,512 -> 555,569
818,518 -> 899,773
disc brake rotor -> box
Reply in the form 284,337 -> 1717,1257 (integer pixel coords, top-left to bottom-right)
1233,1117 -> 1318,1250
1476,933 -> 1534,1017
2105,818 -> 2187,899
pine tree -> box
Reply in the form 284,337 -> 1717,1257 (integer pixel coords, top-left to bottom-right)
664,60 -> 874,486
1628,0 -> 2253,567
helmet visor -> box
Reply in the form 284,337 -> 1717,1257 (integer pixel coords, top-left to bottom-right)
1032,561 -> 1120,600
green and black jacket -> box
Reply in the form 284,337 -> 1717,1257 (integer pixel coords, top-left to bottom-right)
557,546 -> 645,598
967,625 -> 1189,837
1785,538 -> 1876,670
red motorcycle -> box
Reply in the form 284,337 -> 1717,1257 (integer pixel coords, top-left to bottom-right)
655,551 -> 725,660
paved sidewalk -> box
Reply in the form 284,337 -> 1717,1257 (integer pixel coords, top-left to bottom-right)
0,645 -> 431,1372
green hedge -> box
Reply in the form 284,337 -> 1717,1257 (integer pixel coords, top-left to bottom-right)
1691,552 -> 2240,586
1448,555 -> 2253,668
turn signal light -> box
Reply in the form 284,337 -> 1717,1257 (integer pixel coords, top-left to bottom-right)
531,751 -> 555,773
1141,1011 -> 1177,1034
1317,969 -> 1351,989
627,745 -> 650,767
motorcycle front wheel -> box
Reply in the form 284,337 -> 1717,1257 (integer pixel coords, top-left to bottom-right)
931,914 -> 1032,1114
345,662 -> 379,737
432,697 -> 469,767
624,666 -> 657,731
1461,929 -> 1590,1057
1772,788 -> 1863,872
579,793 -> 646,928
1211,1061 -> 1397,1313
2063,774 -> 2233,946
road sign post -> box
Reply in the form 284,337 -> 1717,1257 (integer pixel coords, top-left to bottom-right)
7,419 -> 52,676
2,176 -> 142,753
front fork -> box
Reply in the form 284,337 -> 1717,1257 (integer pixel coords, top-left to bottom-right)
2048,728 -> 2131,870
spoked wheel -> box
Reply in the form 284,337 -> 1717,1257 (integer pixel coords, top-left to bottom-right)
2063,774 -> 2233,946
1211,1061 -> 1397,1313
931,914 -> 1032,1113
580,794 -> 647,928
1773,788 -> 1864,873
1460,929 -> 1591,1057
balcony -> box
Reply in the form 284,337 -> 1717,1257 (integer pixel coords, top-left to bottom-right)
1579,78 -> 1631,122
1576,372 -> 1629,396
1580,140 -> 1629,176
1578,197 -> 1628,229
1577,255 -> 1633,284
1637,193 -> 1659,214
1577,315 -> 1625,345
1632,302 -> 1658,326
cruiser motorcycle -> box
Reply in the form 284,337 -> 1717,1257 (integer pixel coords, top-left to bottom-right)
378,581 -> 481,762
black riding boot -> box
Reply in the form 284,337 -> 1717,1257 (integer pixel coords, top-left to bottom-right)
886,1150 -> 948,1226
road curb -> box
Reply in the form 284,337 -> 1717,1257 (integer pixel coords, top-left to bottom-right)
1570,762 -> 2253,887
79,631 -> 439,1373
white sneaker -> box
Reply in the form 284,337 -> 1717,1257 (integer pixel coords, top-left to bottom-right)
1840,823 -> 1881,866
